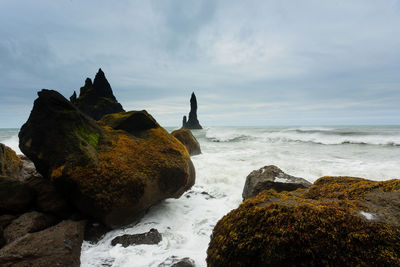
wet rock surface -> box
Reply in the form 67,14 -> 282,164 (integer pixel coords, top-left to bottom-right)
171,129 -> 201,156
242,165 -> 311,200
111,228 -> 162,247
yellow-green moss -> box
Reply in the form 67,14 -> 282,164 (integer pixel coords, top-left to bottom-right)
76,127 -> 100,148
207,188 -> 400,266
60,126 -> 190,210
305,176 -> 400,200
0,144 -> 22,177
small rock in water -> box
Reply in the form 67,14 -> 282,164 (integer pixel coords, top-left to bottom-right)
158,256 -> 195,267
111,228 -> 162,247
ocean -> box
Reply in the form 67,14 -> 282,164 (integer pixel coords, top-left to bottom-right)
1,126 -> 399,266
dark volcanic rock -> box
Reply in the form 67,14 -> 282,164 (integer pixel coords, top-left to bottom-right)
0,176 -> 34,213
19,89 -> 104,177
182,92 -> 202,129
99,110 -> 159,136
207,177 -> 400,266
111,228 -> 162,247
0,215 -> 16,229
0,144 -> 22,179
242,165 -> 311,200
0,220 -> 85,267
84,221 -> 111,243
71,69 -> 125,120
19,89 -> 195,228
171,129 -> 201,156
3,211 -> 57,243
159,256 -> 195,267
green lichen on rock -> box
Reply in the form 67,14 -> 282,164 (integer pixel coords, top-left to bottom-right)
207,177 -> 400,266
19,91 -> 195,228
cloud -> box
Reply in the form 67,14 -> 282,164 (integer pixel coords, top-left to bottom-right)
0,0 -> 399,127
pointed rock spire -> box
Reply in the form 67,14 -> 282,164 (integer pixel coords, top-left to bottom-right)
70,68 -> 124,120
182,92 -> 202,129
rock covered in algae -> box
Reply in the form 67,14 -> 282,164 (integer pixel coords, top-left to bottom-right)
19,89 -> 195,228
207,176 -> 400,266
0,143 -> 22,179
171,129 -> 201,156
71,68 -> 124,120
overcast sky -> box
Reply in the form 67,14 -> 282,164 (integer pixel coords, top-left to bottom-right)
1,0 -> 399,128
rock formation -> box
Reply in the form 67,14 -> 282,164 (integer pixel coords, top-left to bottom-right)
171,129 -> 201,156
70,68 -> 124,120
242,165 -> 311,200
111,228 -> 162,247
182,92 -> 202,129
207,176 -> 400,266
0,143 -> 22,179
0,220 -> 85,266
19,89 -> 195,228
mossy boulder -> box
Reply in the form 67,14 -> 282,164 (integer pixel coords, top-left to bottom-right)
71,69 -> 124,120
19,90 -> 195,228
207,176 -> 400,266
0,144 -> 22,179
171,129 -> 201,156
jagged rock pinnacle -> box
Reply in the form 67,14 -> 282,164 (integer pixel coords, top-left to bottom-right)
70,68 -> 124,120
182,92 -> 202,129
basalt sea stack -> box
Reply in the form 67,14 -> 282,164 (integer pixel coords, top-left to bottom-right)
70,68 -> 124,120
182,92 -> 202,129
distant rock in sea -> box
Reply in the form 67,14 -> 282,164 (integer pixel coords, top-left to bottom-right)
70,68 -> 124,120
171,129 -> 201,156
182,92 -> 202,129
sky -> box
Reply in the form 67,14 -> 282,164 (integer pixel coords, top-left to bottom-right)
0,0 -> 399,128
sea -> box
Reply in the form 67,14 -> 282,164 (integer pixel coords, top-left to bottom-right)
1,126 -> 400,267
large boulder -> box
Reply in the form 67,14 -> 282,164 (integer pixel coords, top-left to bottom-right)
19,90 -> 195,228
0,176 -> 34,213
0,144 -> 22,179
171,129 -> 201,156
207,176 -> 400,266
3,211 -> 57,244
242,165 -> 311,200
0,220 -> 85,267
70,68 -> 124,120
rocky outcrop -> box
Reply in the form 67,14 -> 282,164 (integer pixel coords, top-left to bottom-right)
207,176 -> 400,266
0,176 -> 34,213
71,69 -> 124,120
171,129 -> 201,156
19,89 -> 195,228
0,144 -> 22,179
242,165 -> 311,200
182,92 -> 202,129
3,211 -> 57,243
0,220 -> 85,267
111,228 -> 162,247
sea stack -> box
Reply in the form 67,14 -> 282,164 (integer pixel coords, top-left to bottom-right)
182,92 -> 202,129
70,68 -> 124,120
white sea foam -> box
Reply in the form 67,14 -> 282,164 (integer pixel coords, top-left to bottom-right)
0,131 -> 22,155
